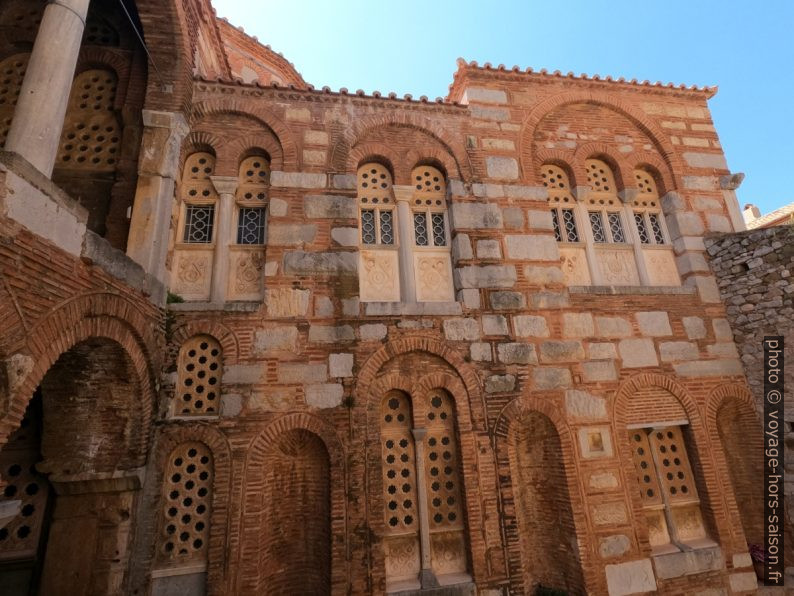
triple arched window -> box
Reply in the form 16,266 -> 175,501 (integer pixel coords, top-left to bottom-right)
543,159 -> 679,287
358,162 -> 454,303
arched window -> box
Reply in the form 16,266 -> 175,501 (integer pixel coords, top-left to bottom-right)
358,163 -> 400,302
154,442 -> 213,572
174,335 -> 222,417
235,155 -> 269,245
584,159 -> 626,244
379,389 -> 468,591
170,152 -> 218,301
543,164 -> 578,243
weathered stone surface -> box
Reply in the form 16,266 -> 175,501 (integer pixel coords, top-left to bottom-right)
342,297 -> 359,316
267,223 -> 317,246
533,367 -> 572,390
471,105 -> 510,121
470,342 -> 492,362
618,338 -> 659,368
443,318 -> 480,341
456,265 -> 517,288
529,291 -> 569,309
482,314 -> 508,336
458,288 -> 480,309
505,185 -> 548,200
308,325 -> 355,344
582,360 -> 618,382
452,233 -> 473,260
673,359 -> 744,377
269,197 -> 288,217
502,206 -> 524,229
599,535 -> 631,559
592,502 -> 626,525
565,389 -> 607,421
666,211 -> 705,237
304,194 -> 357,218
359,323 -> 387,341
450,203 -> 503,229
264,287 -> 311,317
224,364 -> 264,384
526,209 -> 554,231
464,87 -> 508,104
329,353 -> 354,377
489,290 -> 525,310
485,374 -> 516,393
682,151 -> 729,170
253,327 -> 299,354
279,363 -> 327,384
563,313 -> 594,338
513,315 -> 549,337
476,239 -> 501,259
304,130 -> 329,145
540,340 -> 585,363
706,213 -> 731,233
635,311 -> 672,337
653,546 -> 724,580
728,572 -> 757,593
305,383 -> 344,408
605,559 -> 657,596
485,156 -> 519,179
660,341 -> 699,362
331,227 -> 359,246
590,471 -> 619,490
283,251 -> 357,275
589,342 -> 617,359
596,316 -> 633,338
524,265 -> 564,285
270,171 -> 326,188
332,173 -> 356,189
504,234 -> 559,261
497,342 -> 537,364
314,296 -> 333,317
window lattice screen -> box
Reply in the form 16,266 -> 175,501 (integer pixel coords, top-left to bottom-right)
0,54 -> 29,147
175,335 -> 222,416
585,159 -> 616,193
236,155 -> 270,201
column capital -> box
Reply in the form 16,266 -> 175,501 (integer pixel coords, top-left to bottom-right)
142,109 -> 189,136
411,427 -> 427,442
210,176 -> 238,196
392,185 -> 415,203
619,187 -> 640,204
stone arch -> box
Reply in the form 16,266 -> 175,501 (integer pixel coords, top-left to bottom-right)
2,293 -> 159,464
170,320 -> 240,365
236,413 -> 345,595
149,424 -> 233,592
519,91 -> 680,187
492,397 -> 593,594
705,383 -> 765,554
330,112 -> 471,181
613,373 -> 731,552
191,98 -> 297,170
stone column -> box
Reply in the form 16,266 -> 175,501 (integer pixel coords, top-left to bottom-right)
126,110 -> 189,290
411,427 -> 439,588
209,176 -> 238,304
620,189 -> 651,285
5,0 -> 90,176
393,185 -> 417,303
572,186 -> 601,284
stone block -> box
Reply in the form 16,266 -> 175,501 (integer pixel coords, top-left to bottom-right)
304,130 -> 329,145
618,338 -> 659,368
464,87 -> 508,104
682,151 -> 729,170
505,185 -> 548,200
636,311 -> 672,337
728,572 -> 757,593
596,316 -> 633,338
533,367 -> 572,390
527,209 -> 554,231
482,138 -> 515,151
224,364 -> 263,385
502,206 -> 524,229
589,342 -> 617,359
685,275 -> 722,303
582,360 -> 618,382
505,234 -> 559,261
666,212 -> 704,238
563,313 -> 594,338
486,156 -> 519,179
673,359 -> 744,377
270,171 -> 326,188
482,314 -> 508,336
443,318 -> 480,341
269,197 -> 288,217
653,546 -> 724,580
359,323 -> 387,341
497,342 -> 538,364
304,194 -> 357,219
600,535 -> 631,559
279,363 -> 327,384
579,426 -> 615,459
529,291 -> 569,309
332,174 -> 357,189
470,342 -> 492,362
308,325 -> 355,344
590,471 -> 619,490
264,287 -> 311,317
513,315 -> 549,337
305,383 -> 344,408
706,213 -> 731,233
472,105 -> 510,121
329,353 -> 354,377
151,572 -> 207,596
565,389 -> 607,421
732,553 -> 752,568
303,149 -> 326,166
540,340 -> 585,363
285,107 -> 311,122
342,297 -> 359,316
253,327 -> 299,354
682,316 -> 707,339
605,559 -> 657,596
452,233 -> 473,260
264,261 -> 278,276
220,393 -> 243,418
450,203 -> 503,229
682,175 -> 717,191
456,265 -> 517,288
267,223 -> 317,246
476,239 -> 502,259
315,296 -> 334,317
458,289 -> 480,309
283,251 -> 357,276
485,374 -> 516,393
524,265 -> 564,285
675,252 -> 710,275
490,291 -> 526,310
660,341 -> 699,362
712,318 -> 734,341
331,227 -> 359,247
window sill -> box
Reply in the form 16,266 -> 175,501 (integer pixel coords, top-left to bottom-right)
569,285 -> 694,296
652,541 -> 723,580
363,301 -> 462,316
167,301 -> 260,312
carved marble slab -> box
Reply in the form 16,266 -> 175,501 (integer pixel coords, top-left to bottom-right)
360,250 -> 400,302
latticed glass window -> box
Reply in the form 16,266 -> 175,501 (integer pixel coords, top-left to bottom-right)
236,207 -> 266,245
412,210 -> 447,247
175,335 -> 222,416
629,426 -> 708,549
358,163 -> 396,246
183,205 -> 215,244
607,212 -> 626,243
631,169 -> 668,245
411,165 -> 448,248
589,211 -> 607,243
156,442 -> 213,568
236,155 -> 270,202
543,164 -> 580,243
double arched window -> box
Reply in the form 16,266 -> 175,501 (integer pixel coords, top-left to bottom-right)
544,159 -> 678,287
358,162 -> 454,303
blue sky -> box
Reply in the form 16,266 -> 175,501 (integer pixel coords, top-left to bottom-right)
213,0 -> 792,215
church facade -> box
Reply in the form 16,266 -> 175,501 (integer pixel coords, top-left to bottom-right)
0,0 -> 772,594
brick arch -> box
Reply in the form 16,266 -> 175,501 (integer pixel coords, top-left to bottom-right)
533,149 -> 579,189
153,424 -> 233,592
492,396 -> 595,594
171,320 -> 240,364
404,147 -> 457,185
2,292 -> 159,465
75,47 -> 132,101
350,144 -> 400,180
519,92 -> 680,187
235,412 -> 346,595
330,113 -> 471,181
612,373 -> 734,554
626,151 -> 675,196
573,141 -> 633,193
217,134 -> 283,172
191,98 -> 297,170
